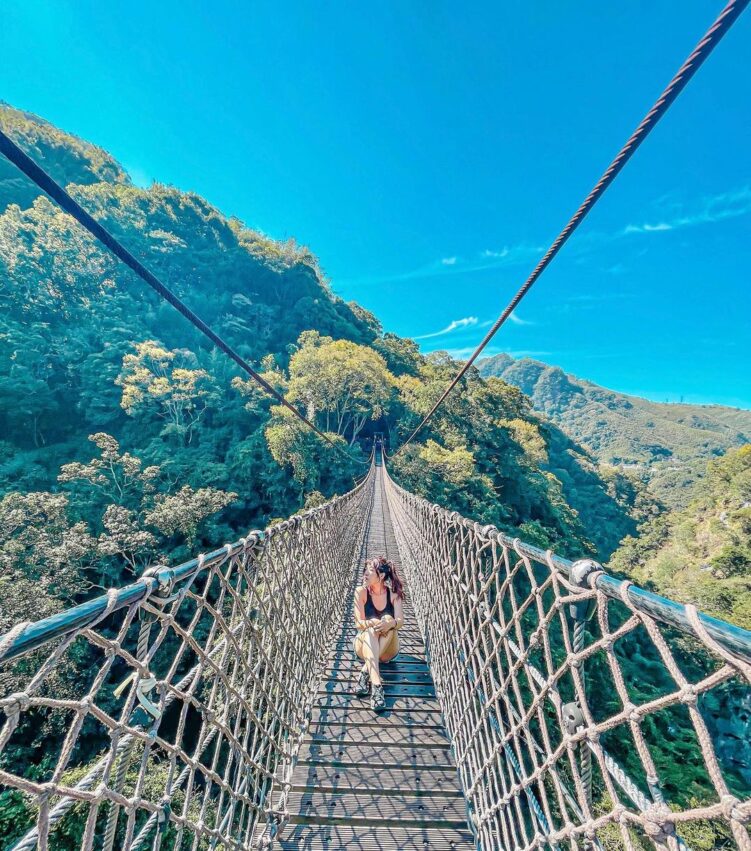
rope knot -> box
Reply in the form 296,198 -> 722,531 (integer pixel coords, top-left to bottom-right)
642,803 -> 674,841
3,691 -> 31,716
623,702 -> 640,723
721,794 -> 748,824
105,641 -> 121,659
679,684 -> 698,705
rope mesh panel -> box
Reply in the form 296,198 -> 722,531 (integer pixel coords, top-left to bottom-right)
383,465 -> 751,851
0,473 -> 373,850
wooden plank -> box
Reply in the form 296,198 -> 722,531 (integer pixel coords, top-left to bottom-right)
310,706 -> 444,726
290,763 -> 463,795
324,671 -> 435,686
315,692 -> 442,712
320,682 -> 436,697
270,823 -> 475,849
307,713 -> 446,738
298,743 -> 454,769
302,736 -> 450,759
286,789 -> 468,827
327,661 -> 430,674
305,730 -> 449,749
308,723 -> 447,746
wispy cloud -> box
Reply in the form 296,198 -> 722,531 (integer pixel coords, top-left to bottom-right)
413,316 -> 478,340
338,242 -> 541,288
605,263 -> 626,275
619,186 -> 751,238
623,222 -> 672,235
337,186 -> 750,291
508,311 -> 533,326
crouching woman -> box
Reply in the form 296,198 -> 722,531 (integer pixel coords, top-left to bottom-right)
353,556 -> 405,712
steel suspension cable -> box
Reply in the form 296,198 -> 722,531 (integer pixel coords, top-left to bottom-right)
396,0 -> 748,454
0,130 -> 362,460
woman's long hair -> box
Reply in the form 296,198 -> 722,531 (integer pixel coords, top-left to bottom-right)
363,556 -> 404,600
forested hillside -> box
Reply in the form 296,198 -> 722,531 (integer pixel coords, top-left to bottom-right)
0,103 -> 647,640
611,444 -> 751,629
0,102 -> 129,210
478,352 -> 751,507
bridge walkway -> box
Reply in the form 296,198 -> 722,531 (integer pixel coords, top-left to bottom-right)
272,463 -> 475,849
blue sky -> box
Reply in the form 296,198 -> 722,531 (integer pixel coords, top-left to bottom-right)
2,1 -> 750,407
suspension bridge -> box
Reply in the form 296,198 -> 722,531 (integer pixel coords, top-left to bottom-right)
1,1 -> 750,848
1,448 -> 750,850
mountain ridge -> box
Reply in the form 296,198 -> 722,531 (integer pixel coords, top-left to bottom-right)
478,352 -> 751,506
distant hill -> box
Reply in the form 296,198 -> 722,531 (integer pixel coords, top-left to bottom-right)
478,353 -> 751,506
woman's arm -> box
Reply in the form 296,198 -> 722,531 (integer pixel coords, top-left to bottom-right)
393,595 -> 404,631
379,596 -> 404,633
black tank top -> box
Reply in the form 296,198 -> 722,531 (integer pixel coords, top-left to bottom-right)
364,586 -> 394,619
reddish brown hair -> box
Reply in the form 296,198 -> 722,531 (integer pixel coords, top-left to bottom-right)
363,556 -> 404,600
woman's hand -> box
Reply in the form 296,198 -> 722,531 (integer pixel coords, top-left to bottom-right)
379,615 -> 396,633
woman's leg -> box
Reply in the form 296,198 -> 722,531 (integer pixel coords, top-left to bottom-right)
379,630 -> 399,663
354,628 -> 382,685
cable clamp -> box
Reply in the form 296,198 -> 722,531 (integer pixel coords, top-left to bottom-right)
562,701 -> 585,736
114,670 -> 162,722
142,564 -> 183,607
568,558 -> 602,621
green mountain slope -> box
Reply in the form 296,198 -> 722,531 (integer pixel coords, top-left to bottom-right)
478,352 -> 751,506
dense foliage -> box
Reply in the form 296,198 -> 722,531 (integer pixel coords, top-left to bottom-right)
611,444 -> 751,629
479,353 -> 751,508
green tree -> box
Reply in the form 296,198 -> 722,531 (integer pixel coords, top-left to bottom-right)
287,333 -> 395,443
117,341 -> 219,444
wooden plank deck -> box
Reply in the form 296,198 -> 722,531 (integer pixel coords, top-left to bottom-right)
272,462 -> 475,849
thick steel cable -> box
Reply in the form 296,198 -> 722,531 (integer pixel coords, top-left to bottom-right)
396,0 -> 748,454
0,129 -> 364,461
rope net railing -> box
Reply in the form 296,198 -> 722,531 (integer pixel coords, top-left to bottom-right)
0,468 -> 374,851
383,465 -> 751,851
